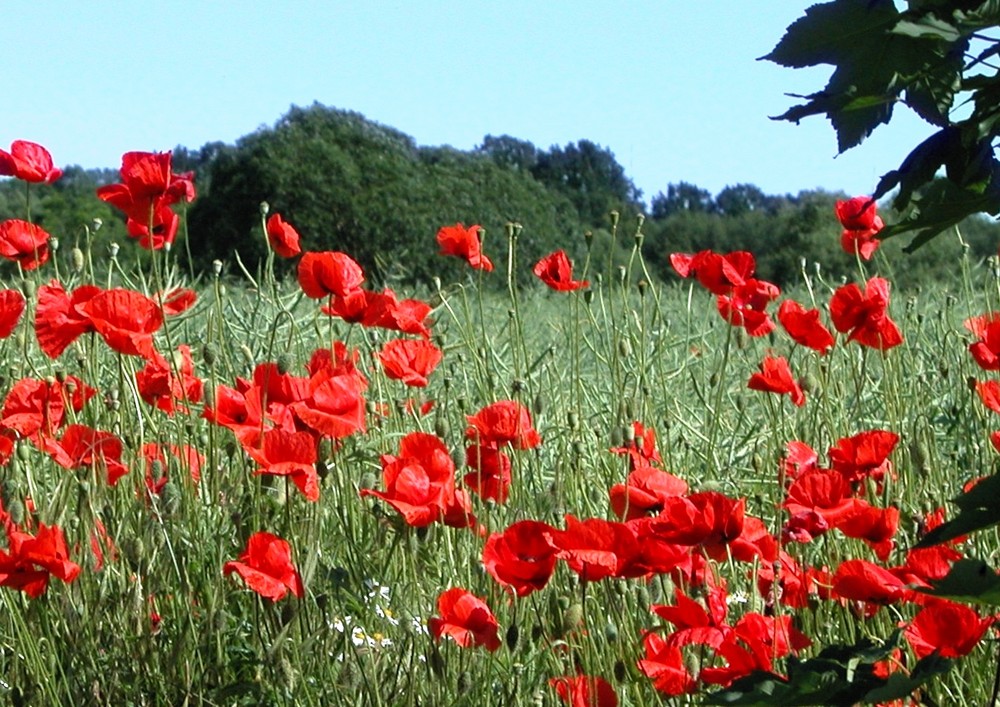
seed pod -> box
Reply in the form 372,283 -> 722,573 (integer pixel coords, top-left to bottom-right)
505,623 -> 520,651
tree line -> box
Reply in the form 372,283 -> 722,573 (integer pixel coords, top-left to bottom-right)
1,102 -> 996,289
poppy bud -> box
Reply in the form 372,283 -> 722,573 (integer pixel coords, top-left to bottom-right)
6,498 -> 23,525
511,378 -> 526,394
567,411 -> 579,429
109,242 -> 120,259
259,201 -> 270,216
622,424 -> 635,445
532,392 -> 545,417
604,619 -> 619,643
276,353 -> 294,375
637,279 -> 648,297
50,237 -> 59,252
337,660 -> 362,690
16,444 -> 30,462
202,343 -> 218,367
609,427 -> 622,448
434,417 -> 450,439
121,537 -> 145,570
618,338 -> 632,358
428,647 -> 446,678
213,259 -> 223,276
240,344 -> 254,366
614,659 -> 628,682
161,482 -> 181,514
583,289 -> 594,305
617,266 -> 627,285
71,247 -> 85,273
561,603 -> 584,636
21,280 -> 35,299
505,623 -> 520,651
150,459 -> 165,482
457,671 -> 472,695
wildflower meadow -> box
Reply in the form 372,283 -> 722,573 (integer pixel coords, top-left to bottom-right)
0,138 -> 999,707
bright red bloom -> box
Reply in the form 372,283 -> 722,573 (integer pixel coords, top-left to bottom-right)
0,219 -> 50,270
716,278 -> 780,336
482,519 -> 558,596
34,280 -> 100,359
533,249 -> 589,291
977,380 -> 1000,414
360,432 -> 457,527
828,429 -> 899,489
965,312 -> 1000,371
297,251 -> 365,299
223,531 -> 303,601
550,515 -> 641,582
0,289 -> 25,338
670,250 -> 755,295
136,345 -> 203,415
637,632 -> 697,696
436,223 -> 493,272
609,466 -> 688,520
244,429 -> 319,502
40,424 -> 129,486
783,470 -> 855,542
748,354 -> 805,407
829,277 -> 903,350
0,140 -> 62,184
782,440 -> 819,482
265,213 -> 302,258
837,502 -> 899,561
837,197 -> 883,260
155,287 -> 197,316
466,400 -> 541,450
290,369 -> 366,439
96,151 -> 195,250
831,559 -> 911,609
427,587 -> 501,651
378,338 -> 442,387
78,288 -> 163,359
0,523 -> 80,598
777,299 -> 835,354
652,492 -> 746,560
836,196 -> 879,231
0,375 -> 94,443
463,444 -> 512,503
324,287 -> 434,338
904,603 -> 992,659
609,421 -> 663,470
550,675 -> 618,707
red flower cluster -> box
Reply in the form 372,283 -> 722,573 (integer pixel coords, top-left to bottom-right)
97,151 -> 196,250
836,196 -> 883,261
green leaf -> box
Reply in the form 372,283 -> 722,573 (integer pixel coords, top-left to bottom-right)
916,473 -> 1000,546
863,655 -> 953,703
917,558 -> 1000,605
891,16 -> 962,41
764,0 -> 901,68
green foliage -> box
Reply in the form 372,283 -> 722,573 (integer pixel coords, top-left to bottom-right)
920,559 -> 1000,605
767,0 -> 1000,247
187,104 -> 608,286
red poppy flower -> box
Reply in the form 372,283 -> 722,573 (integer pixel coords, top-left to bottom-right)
0,219 -> 50,270
378,338 -> 442,387
297,251 -> 365,299
670,250 -> 755,295
40,424 -> 129,486
244,429 -> 319,502
550,515 -> 641,582
748,354 -> 805,406
828,429 -> 899,489
136,345 -> 203,415
836,502 -> 898,561
0,289 -> 25,338
831,559 -> 911,608
756,550 -> 828,609
360,432 -> 457,527
290,369 -> 366,439
223,531 -> 304,601
652,492 -> 745,560
904,602 -> 992,659
609,466 -> 688,520
0,375 -> 94,443
637,632 -> 697,696
324,287 -> 434,338
533,250 -> 589,291
836,196 -> 879,230
465,400 -> 541,450
716,278 -> 780,336
96,151 -> 195,250
436,223 -> 493,272
777,299 -> 835,354
463,443 -> 512,503
783,469 -> 855,540
782,440 -> 819,482
482,519 -> 558,596
977,380 -> 1000,414
841,226 -> 882,261
550,675 -> 618,707
155,287 -> 197,316
427,587 -> 501,652
265,213 -> 302,258
0,523 -> 80,598
965,312 -> 1000,370
0,140 -> 63,184
34,280 -> 100,359
609,420 -> 663,470
829,277 -> 903,351
78,288 -> 163,359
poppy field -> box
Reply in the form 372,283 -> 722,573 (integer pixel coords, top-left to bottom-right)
1,142 -> 1000,705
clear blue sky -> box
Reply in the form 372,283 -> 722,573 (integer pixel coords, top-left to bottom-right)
5,1 -> 929,204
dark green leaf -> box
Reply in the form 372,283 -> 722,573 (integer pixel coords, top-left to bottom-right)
916,473 -> 1000,546
764,1 -> 900,68
917,558 -> 1000,605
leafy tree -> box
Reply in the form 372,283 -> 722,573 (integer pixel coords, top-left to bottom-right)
767,1 -> 1000,249
649,182 -> 716,219
477,135 -> 539,172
